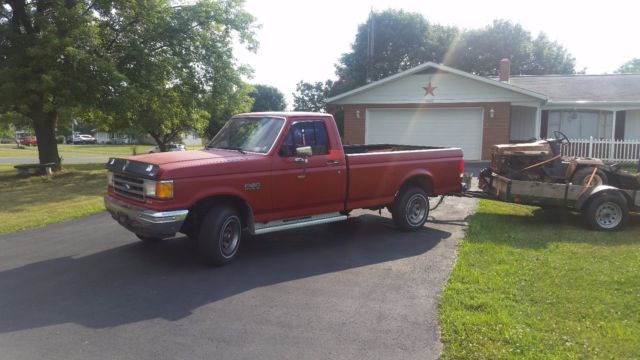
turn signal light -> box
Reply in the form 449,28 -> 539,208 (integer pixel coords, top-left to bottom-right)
143,180 -> 174,199
155,181 -> 174,199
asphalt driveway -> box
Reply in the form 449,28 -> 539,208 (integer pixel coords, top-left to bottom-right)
0,197 -> 477,360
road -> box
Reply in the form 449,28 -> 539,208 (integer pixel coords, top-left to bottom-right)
0,198 -> 477,360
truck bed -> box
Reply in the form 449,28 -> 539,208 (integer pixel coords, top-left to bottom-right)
343,144 -> 444,154
343,145 -> 463,211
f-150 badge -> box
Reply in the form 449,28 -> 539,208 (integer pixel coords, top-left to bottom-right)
244,183 -> 261,191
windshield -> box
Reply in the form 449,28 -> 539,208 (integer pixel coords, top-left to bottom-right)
207,116 -> 285,154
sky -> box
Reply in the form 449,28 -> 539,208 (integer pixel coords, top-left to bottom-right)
235,0 -> 639,109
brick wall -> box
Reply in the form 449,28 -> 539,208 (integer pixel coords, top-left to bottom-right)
339,102 -> 511,160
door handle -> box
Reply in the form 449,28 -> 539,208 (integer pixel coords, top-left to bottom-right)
326,160 -> 340,166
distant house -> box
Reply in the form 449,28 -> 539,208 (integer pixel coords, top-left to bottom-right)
326,59 -> 640,160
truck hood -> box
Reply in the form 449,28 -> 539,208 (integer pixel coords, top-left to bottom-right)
132,149 -> 244,166
126,149 -> 269,179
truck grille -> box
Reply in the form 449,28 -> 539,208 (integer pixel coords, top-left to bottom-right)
113,173 -> 145,201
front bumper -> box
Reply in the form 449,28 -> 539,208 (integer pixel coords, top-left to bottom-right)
104,194 -> 189,238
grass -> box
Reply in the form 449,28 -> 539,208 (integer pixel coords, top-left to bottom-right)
440,200 -> 640,359
0,144 -> 155,158
0,163 -> 107,235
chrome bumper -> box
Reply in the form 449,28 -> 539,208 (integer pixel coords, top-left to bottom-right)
104,194 -> 189,238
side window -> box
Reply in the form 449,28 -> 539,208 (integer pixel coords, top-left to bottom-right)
279,121 -> 329,157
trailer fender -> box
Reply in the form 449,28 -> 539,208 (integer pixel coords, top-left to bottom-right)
576,185 -> 629,211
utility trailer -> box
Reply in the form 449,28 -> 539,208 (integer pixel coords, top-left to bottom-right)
461,170 -> 640,231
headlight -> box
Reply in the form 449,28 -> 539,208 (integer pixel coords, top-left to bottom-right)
106,172 -> 114,187
143,180 -> 174,199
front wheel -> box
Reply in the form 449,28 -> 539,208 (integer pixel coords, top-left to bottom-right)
197,205 -> 242,265
136,234 -> 163,243
391,187 -> 429,231
584,193 -> 628,231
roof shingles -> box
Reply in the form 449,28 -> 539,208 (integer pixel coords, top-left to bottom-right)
507,74 -> 640,103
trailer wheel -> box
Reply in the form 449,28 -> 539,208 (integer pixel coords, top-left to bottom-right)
392,187 -> 429,231
571,167 -> 608,186
198,205 -> 242,265
584,193 -> 628,231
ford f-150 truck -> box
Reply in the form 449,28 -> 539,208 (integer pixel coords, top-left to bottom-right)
104,112 -> 464,265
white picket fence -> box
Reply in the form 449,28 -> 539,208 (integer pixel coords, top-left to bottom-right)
562,137 -> 640,163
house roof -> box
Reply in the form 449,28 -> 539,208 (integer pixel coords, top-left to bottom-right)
508,74 -> 640,104
325,62 -> 548,104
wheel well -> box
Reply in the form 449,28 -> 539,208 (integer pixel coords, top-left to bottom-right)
183,195 -> 254,234
399,175 -> 434,196
580,189 -> 631,211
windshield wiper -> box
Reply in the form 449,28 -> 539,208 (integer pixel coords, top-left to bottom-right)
225,147 -> 246,154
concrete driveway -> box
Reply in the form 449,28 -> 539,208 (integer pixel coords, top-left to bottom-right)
0,198 -> 477,360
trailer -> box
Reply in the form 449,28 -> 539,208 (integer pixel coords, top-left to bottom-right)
461,170 -> 640,231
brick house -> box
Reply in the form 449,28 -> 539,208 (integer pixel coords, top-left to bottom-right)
326,60 -> 640,160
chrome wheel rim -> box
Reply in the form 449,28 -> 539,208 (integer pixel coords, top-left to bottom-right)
595,202 -> 622,229
405,194 -> 428,226
219,216 -> 241,258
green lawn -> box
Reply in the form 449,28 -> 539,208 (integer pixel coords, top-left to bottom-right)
0,144 -> 155,158
440,200 -> 640,359
0,163 -> 107,235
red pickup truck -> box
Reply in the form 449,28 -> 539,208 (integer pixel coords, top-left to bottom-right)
105,112 -> 463,265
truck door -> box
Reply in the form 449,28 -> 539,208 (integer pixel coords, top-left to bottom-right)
271,119 -> 347,219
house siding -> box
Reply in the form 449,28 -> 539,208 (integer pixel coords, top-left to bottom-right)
334,73 -> 540,105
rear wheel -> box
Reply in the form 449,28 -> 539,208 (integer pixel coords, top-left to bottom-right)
571,167 -> 608,186
197,205 -> 242,265
584,193 -> 628,231
391,187 -> 429,231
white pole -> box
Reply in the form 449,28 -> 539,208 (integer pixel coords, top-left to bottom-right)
588,136 -> 593,158
610,111 -> 616,160
535,106 -> 542,139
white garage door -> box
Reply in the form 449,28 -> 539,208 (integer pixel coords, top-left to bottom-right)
366,108 -> 484,160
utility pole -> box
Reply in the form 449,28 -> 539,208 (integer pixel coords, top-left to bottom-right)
366,8 -> 374,83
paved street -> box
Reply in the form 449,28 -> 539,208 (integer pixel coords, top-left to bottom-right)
0,197 -> 477,360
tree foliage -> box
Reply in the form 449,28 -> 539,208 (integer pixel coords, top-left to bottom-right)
249,84 -> 286,112
449,20 -> 575,76
292,81 -> 332,112
0,0 -> 257,162
333,9 -> 457,95
331,12 -> 576,95
615,58 -> 640,73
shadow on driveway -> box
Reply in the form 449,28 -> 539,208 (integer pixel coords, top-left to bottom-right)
0,214 -> 451,333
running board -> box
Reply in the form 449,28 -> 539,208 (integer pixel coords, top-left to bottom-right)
253,212 -> 347,235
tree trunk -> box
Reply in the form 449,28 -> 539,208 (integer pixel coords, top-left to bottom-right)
149,132 -> 166,152
32,110 -> 62,171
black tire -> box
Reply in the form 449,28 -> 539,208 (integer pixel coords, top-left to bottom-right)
197,205 -> 242,265
136,234 -> 163,243
583,193 -> 628,231
571,167 -> 608,186
391,187 -> 429,231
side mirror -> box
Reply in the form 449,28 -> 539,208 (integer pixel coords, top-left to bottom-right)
296,146 -> 312,157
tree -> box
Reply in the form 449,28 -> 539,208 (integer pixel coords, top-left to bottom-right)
449,20 -> 575,76
292,81 -> 332,112
615,58 -> 640,73
333,9 -> 457,95
100,0 -> 257,151
249,84 -> 286,112
0,0 -> 258,164
0,0 -> 121,168
331,15 -> 576,96
206,80 -> 255,138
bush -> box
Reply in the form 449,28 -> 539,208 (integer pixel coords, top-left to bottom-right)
56,136 -> 66,144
